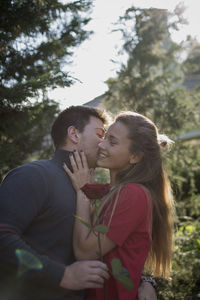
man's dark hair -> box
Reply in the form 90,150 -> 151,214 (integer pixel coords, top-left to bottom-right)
51,105 -> 108,148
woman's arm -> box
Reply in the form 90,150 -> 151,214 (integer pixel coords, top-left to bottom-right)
63,150 -> 116,260
73,190 -> 116,260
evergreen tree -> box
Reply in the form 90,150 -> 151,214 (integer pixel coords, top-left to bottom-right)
103,5 -> 196,135
103,4 -> 200,210
183,37 -> 200,75
0,0 -> 92,180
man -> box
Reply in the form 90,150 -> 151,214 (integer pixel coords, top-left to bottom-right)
0,106 -> 157,300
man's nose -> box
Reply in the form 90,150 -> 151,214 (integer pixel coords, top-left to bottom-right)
98,136 -> 104,142
98,141 -> 106,149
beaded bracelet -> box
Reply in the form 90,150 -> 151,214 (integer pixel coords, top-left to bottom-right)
141,275 -> 157,289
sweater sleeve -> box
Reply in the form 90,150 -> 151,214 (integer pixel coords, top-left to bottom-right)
0,164 -> 65,286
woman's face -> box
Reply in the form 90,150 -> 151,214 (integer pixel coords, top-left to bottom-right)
97,121 -> 136,173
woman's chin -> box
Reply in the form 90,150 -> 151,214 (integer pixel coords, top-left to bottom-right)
97,159 -> 107,168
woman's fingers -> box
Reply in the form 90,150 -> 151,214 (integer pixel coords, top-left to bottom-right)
63,162 -> 73,178
63,161 -> 79,190
80,150 -> 89,169
73,150 -> 83,169
69,153 -> 78,172
64,151 -> 91,188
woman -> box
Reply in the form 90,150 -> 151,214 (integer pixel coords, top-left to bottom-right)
63,111 -> 175,300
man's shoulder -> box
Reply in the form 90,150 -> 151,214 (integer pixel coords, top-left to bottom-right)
3,159 -> 54,182
27,158 -> 52,169
15,159 -> 52,173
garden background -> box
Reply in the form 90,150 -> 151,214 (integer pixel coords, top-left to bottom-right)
1,1 -> 200,299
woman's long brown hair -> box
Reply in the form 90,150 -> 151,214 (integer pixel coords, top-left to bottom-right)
97,111 -> 175,278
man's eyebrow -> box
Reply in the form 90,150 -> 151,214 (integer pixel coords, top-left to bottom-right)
95,127 -> 106,133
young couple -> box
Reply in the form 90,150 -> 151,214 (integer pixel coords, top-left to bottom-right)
62,107 -> 175,300
0,105 -> 174,300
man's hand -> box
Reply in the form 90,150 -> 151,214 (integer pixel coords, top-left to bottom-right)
60,260 -> 109,290
138,282 -> 157,300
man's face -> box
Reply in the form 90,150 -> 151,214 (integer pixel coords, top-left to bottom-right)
78,116 -> 105,168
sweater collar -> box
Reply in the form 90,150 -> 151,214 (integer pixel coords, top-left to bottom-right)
52,149 -> 73,170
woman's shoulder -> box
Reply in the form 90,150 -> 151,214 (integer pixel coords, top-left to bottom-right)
119,183 -> 151,203
119,183 -> 152,211
121,183 -> 148,195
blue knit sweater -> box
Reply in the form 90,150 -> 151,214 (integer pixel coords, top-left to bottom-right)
0,149 -> 79,299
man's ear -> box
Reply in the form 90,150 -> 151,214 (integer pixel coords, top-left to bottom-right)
130,152 -> 143,164
67,126 -> 80,144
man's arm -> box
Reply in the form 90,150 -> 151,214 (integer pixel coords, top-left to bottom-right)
0,164 -> 66,285
0,230 -> 109,290
0,165 -> 109,289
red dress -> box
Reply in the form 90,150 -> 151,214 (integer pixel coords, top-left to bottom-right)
81,183 -> 152,300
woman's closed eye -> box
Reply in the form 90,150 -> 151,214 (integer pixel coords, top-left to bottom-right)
108,138 -> 117,146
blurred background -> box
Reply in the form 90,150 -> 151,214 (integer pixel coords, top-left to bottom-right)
0,1 -> 200,298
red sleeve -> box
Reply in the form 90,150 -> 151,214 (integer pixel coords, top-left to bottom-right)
80,183 -> 111,199
105,183 -> 152,246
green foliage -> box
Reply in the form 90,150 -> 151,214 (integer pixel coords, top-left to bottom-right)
103,5 -> 200,135
0,100 -> 58,180
75,215 -> 109,234
0,0 -> 92,181
183,37 -> 200,75
104,6 -> 184,116
0,0 -> 92,97
93,224 -> 108,234
94,168 -> 110,184
156,221 -> 200,299
148,143 -> 200,298
167,144 -> 200,200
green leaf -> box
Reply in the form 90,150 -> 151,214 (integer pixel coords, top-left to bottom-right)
115,274 -> 134,291
111,258 -> 122,276
121,266 -> 130,277
111,258 -> 134,291
93,224 -> 109,234
74,215 -> 92,229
